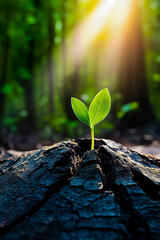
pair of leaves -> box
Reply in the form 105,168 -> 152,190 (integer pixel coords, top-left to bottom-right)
71,88 -> 111,129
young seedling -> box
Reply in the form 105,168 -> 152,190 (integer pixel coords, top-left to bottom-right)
71,88 -> 111,150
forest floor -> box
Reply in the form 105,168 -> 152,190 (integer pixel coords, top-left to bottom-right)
113,130 -> 160,158
128,144 -> 160,158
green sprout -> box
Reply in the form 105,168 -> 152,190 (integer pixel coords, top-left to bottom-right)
71,88 -> 111,150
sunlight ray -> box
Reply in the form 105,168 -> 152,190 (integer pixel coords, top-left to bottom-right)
73,0 -> 133,65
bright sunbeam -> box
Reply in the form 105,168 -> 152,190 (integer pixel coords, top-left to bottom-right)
73,0 -> 133,65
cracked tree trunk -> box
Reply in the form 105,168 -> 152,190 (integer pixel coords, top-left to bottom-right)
0,139 -> 160,240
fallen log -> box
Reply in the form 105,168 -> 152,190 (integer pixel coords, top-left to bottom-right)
0,139 -> 160,240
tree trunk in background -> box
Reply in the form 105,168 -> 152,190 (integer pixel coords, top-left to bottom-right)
0,35 -> 10,124
64,0 -> 80,119
62,2 -> 66,86
118,0 -> 154,126
22,0 -> 42,128
93,43 -> 99,89
72,0 -> 80,94
61,1 -> 68,116
47,15 -> 55,114
23,39 -> 36,128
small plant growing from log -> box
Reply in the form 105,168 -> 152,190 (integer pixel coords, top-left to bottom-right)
71,88 -> 111,150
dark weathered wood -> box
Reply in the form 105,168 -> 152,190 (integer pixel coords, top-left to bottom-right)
0,139 -> 160,240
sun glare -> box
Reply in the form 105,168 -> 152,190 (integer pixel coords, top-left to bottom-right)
73,0 -> 133,64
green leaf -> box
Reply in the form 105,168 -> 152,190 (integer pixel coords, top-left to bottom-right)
89,88 -> 111,127
71,97 -> 90,126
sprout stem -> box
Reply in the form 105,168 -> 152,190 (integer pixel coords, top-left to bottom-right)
91,127 -> 94,150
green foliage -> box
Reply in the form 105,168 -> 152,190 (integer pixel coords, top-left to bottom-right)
71,89 -> 111,150
117,102 -> 139,119
0,0 -> 159,141
140,0 -> 160,120
2,117 -> 18,132
1,84 -> 12,94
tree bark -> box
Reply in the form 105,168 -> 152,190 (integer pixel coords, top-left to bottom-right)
0,139 -> 160,239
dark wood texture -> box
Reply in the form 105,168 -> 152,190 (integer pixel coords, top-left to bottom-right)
0,139 -> 160,240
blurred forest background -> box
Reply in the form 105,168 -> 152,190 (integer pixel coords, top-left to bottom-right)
0,0 -> 160,150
